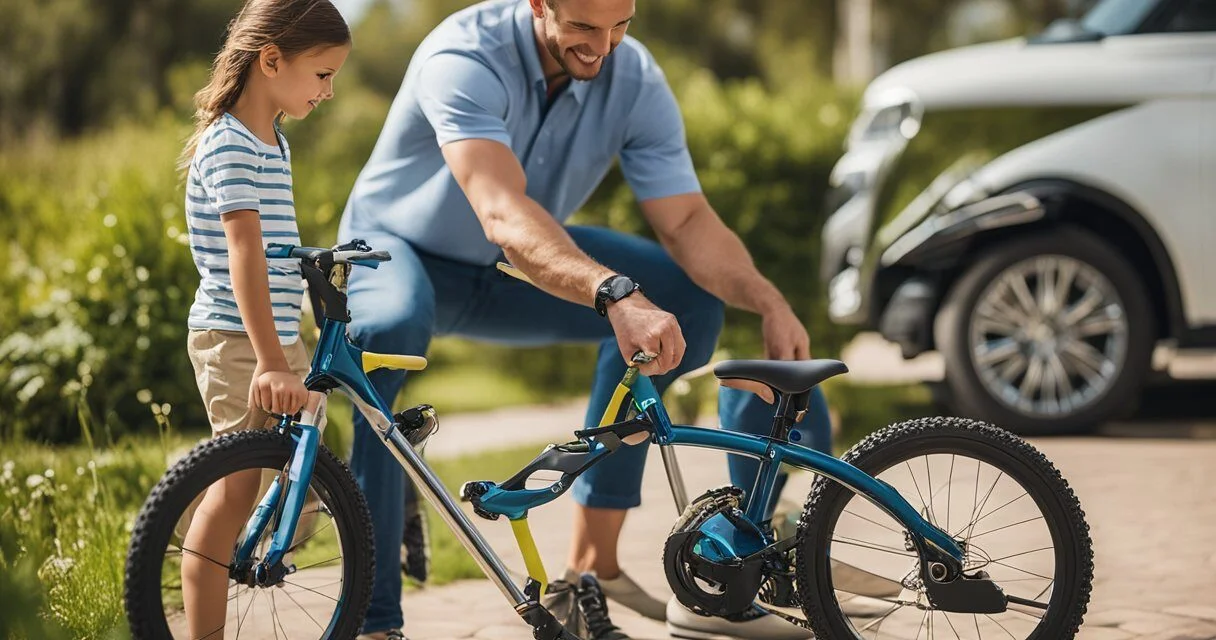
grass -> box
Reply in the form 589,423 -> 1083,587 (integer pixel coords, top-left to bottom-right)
0,422 -> 545,639
0,367 -> 937,638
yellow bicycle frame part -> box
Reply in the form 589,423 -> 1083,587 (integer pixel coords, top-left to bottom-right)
362,352 -> 428,373
510,517 -> 549,590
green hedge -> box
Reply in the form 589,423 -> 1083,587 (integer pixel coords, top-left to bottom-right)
1,72 -> 858,443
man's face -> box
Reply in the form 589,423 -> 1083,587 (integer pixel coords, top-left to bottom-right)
537,0 -> 635,81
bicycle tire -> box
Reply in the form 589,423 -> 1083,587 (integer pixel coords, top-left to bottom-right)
125,428 -> 374,639
795,417 -> 1093,639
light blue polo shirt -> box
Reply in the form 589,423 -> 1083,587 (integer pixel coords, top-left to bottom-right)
341,0 -> 701,265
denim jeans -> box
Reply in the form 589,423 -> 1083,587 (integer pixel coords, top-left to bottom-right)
342,224 -> 737,632
718,384 -> 832,522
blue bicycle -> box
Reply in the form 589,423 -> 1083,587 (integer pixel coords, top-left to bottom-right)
125,242 -> 1093,639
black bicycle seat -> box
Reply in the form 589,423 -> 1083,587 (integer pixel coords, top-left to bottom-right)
713,359 -> 848,395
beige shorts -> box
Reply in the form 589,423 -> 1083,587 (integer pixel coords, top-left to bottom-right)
187,329 -> 324,435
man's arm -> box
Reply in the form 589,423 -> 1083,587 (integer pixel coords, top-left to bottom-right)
640,192 -> 811,360
441,139 -> 613,305
442,138 -> 686,373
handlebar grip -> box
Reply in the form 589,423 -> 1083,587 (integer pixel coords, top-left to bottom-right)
631,351 -> 656,365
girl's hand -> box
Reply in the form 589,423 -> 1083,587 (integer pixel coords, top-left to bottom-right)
250,367 -> 309,416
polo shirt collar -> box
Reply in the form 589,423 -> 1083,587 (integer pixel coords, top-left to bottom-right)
513,1 -> 591,104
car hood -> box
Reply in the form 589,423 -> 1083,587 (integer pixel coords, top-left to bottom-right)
864,36 -> 1214,110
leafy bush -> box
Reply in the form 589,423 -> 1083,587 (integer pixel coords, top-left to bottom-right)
1,64 -> 859,443
577,70 -> 860,357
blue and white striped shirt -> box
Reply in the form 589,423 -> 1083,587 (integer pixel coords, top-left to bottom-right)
185,112 -> 304,344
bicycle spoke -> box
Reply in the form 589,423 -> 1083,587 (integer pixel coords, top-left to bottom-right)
947,455 -> 955,535
987,546 -> 1053,565
1033,579 -> 1054,601
282,578 -> 341,602
236,588 -> 260,638
955,470 -> 1004,540
971,515 -> 1044,540
174,543 -> 231,572
854,602 -> 904,634
905,461 -> 936,527
198,622 -> 227,640
279,585 -> 325,630
967,492 -> 1030,531
925,456 -> 937,529
294,554 -> 344,572
984,613 -> 1018,639
832,535 -> 917,558
843,508 -> 903,536
941,611 -> 963,639
229,585 -> 252,603
271,589 -> 282,640
286,515 -> 335,553
987,560 -> 1053,582
914,608 -> 929,640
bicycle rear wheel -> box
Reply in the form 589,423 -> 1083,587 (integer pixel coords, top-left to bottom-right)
796,417 -> 1092,639
125,428 -> 374,639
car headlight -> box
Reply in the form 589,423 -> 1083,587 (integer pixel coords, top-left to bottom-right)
849,89 -> 923,145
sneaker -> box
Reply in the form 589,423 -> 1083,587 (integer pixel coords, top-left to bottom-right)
575,573 -> 631,640
541,570 -> 580,631
400,499 -> 429,583
666,597 -> 813,640
596,570 -> 668,621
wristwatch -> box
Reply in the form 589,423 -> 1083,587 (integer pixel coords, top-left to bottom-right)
595,274 -> 643,317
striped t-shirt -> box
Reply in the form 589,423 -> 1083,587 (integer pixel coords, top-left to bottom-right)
185,112 -> 304,344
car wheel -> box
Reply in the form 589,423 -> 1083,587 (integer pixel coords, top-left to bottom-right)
935,227 -> 1155,435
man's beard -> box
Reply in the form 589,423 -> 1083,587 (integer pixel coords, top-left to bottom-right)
544,35 -> 615,82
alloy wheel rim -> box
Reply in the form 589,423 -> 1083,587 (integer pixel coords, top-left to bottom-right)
968,255 -> 1128,419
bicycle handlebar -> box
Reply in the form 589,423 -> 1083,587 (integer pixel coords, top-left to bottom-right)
266,242 -> 391,269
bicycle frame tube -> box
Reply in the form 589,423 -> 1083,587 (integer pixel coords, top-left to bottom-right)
628,372 -> 965,562
304,317 -> 530,607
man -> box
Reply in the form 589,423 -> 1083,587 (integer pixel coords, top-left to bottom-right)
339,0 -> 817,638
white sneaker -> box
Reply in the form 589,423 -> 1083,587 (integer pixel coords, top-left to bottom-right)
665,597 -> 813,640
596,570 -> 668,621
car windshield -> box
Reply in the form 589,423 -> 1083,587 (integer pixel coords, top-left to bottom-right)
1031,0 -> 1160,42
1079,0 -> 1160,35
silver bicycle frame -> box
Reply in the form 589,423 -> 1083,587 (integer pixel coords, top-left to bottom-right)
346,389 -> 530,607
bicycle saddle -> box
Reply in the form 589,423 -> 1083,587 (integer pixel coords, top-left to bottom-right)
713,359 -> 848,395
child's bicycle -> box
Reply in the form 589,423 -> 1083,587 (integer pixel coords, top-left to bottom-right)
125,241 -> 1093,639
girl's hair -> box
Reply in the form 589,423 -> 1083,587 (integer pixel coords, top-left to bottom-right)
181,0 -> 351,170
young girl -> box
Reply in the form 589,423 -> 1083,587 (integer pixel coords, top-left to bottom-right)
178,0 -> 350,636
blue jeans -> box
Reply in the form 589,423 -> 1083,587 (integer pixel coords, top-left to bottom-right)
343,224 -> 739,632
718,385 -> 832,522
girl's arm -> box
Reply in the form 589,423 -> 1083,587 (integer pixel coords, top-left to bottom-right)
222,209 -> 308,415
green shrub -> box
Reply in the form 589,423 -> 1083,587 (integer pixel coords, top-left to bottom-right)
1,70 -> 861,443
576,71 -> 860,358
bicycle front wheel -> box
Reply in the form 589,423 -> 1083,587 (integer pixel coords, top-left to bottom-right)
125,429 -> 374,639
796,417 -> 1093,639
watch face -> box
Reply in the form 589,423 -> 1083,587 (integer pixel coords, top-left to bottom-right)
609,277 -> 635,299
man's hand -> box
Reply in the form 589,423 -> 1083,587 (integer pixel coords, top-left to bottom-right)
761,304 -> 811,361
606,295 -> 687,376
250,365 -> 309,416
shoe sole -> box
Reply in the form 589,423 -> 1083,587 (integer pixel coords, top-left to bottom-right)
666,623 -> 735,639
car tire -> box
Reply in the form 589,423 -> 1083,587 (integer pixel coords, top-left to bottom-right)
935,226 -> 1155,435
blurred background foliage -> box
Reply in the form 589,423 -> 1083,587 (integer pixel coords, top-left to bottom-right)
0,0 -> 1094,444
0,0 -> 1103,634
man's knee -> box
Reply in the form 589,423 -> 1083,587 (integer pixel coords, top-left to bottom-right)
348,301 -> 433,356
678,288 -> 725,362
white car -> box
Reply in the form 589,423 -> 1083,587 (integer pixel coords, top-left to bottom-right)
820,0 -> 1216,434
